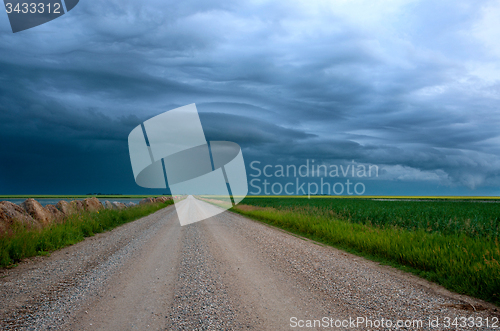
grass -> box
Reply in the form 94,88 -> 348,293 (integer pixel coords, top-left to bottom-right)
232,197 -> 500,306
0,200 -> 173,268
239,198 -> 500,239
246,195 -> 500,200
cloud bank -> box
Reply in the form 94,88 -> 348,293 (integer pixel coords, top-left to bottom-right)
1,0 -> 500,194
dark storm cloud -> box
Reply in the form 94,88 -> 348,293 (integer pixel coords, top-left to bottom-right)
1,0 -> 500,194
0,68 -> 144,194
199,112 -> 316,146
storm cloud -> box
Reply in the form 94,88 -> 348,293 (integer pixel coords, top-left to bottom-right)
1,0 -> 500,195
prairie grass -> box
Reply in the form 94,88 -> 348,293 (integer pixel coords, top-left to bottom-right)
240,198 -> 500,238
232,198 -> 500,305
0,201 -> 173,268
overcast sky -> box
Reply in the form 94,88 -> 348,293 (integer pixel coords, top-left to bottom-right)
1,0 -> 500,195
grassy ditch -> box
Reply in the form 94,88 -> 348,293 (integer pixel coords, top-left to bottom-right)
0,201 -> 173,268
232,198 -> 500,306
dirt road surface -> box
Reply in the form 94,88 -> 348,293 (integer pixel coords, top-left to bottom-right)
1,197 -> 498,330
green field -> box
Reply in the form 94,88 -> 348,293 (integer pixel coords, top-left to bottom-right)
244,195 -> 500,200
0,200 -> 174,268
232,197 -> 500,305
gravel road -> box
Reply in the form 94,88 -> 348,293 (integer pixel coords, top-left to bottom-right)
0,197 -> 498,330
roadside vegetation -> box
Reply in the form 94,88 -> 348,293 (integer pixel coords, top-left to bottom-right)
232,197 -> 500,305
0,201 -> 173,268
